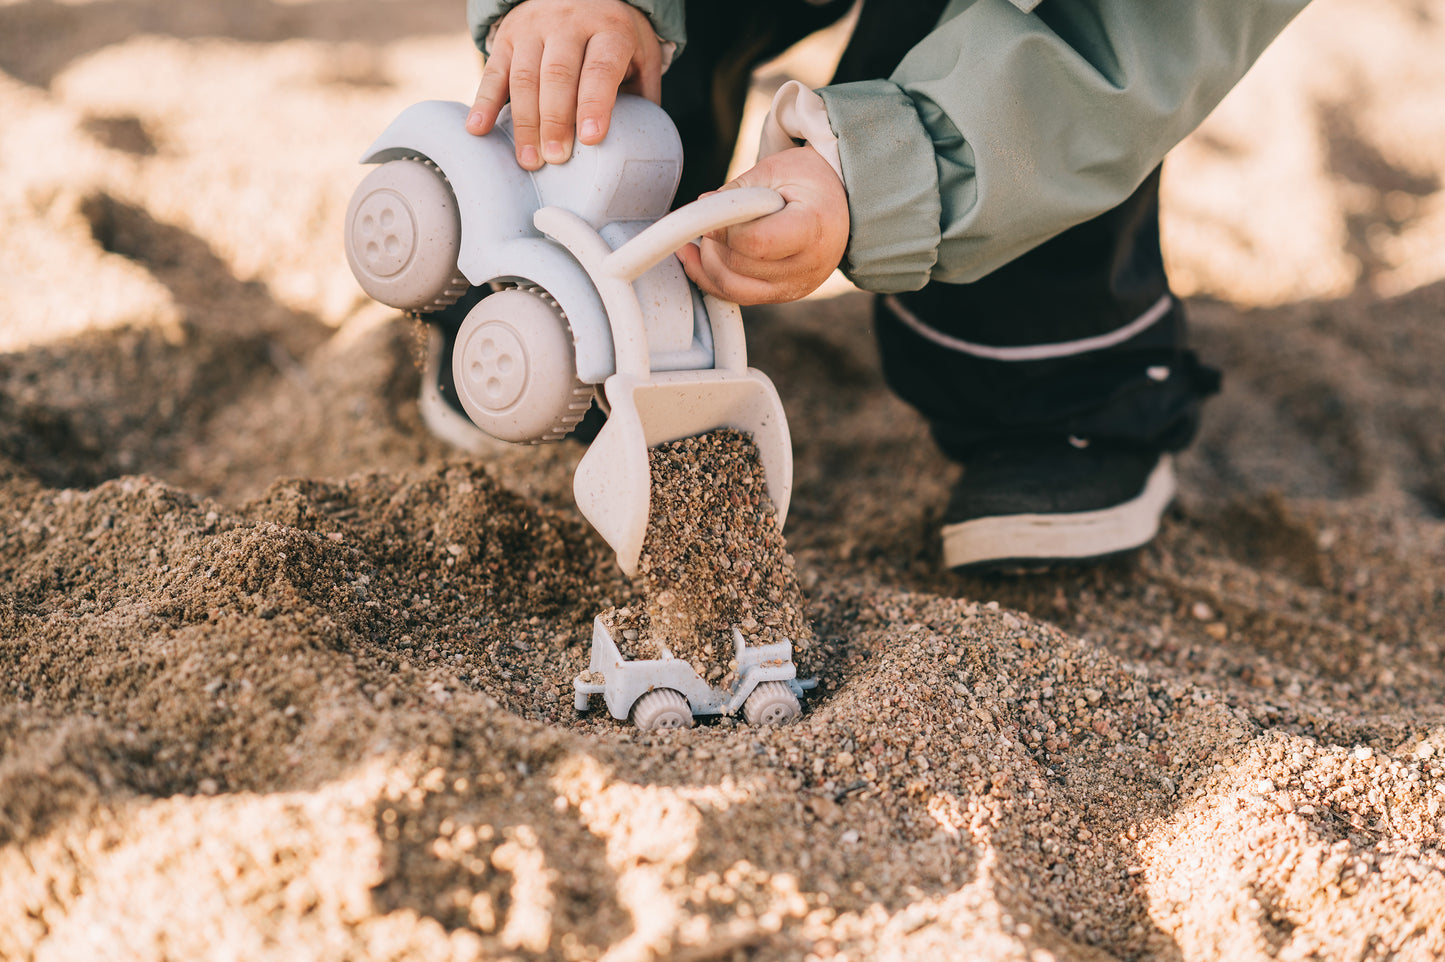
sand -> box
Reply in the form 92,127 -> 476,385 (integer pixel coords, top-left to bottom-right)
2,0 -> 1445,959
605,430 -> 810,678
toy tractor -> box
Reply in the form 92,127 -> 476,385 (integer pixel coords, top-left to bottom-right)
343,96 -> 807,729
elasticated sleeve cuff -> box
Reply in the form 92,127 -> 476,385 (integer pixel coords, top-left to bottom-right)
466,0 -> 507,49
466,0 -> 687,55
615,0 -> 686,50
817,80 -> 943,294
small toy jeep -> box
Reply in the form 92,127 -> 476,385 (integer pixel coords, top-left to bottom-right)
573,618 -> 815,730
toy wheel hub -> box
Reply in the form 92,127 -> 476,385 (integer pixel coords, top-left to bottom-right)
461,322 -> 528,409
352,189 -> 417,279
343,158 -> 466,313
451,287 -> 593,443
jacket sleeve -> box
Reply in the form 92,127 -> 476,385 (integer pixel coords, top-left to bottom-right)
816,0 -> 1310,293
466,0 -> 688,54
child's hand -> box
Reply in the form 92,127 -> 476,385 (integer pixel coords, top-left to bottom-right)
677,147 -> 849,305
466,0 -> 664,170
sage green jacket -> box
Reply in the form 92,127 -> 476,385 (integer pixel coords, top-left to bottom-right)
467,0 -> 1309,292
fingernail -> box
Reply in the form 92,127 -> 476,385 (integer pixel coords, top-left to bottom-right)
466,111 -> 483,130
519,144 -> 539,169
580,118 -> 599,142
542,140 -> 568,164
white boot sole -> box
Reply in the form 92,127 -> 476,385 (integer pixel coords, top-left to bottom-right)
942,455 -> 1176,570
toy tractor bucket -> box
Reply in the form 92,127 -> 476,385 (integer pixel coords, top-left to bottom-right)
534,188 -> 793,576
573,363 -> 792,576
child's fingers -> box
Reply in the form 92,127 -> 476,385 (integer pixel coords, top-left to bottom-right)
467,48 -> 513,135
504,38 -> 547,170
678,239 -> 811,305
538,37 -> 587,164
634,54 -> 663,104
677,242 -> 771,305
472,0 -> 665,161
575,32 -> 632,144
699,237 -> 801,284
611,32 -> 663,106
712,204 -> 812,262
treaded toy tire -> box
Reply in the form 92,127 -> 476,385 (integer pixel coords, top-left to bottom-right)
450,287 -> 594,443
743,681 -> 801,727
344,158 -> 469,313
745,678 -> 803,722
630,689 -> 694,730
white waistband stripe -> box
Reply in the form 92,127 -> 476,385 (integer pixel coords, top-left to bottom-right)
883,292 -> 1174,361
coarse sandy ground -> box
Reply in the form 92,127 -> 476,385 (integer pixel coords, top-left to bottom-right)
2,0 -> 1445,959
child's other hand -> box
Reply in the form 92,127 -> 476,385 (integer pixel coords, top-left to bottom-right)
466,0 -> 663,170
677,147 -> 849,305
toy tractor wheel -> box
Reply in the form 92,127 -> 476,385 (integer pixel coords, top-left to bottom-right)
631,689 -> 694,731
450,287 -> 594,443
344,158 -> 468,313
743,681 -> 801,727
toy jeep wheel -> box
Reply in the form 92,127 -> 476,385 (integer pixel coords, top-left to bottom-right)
344,158 -> 468,312
631,689 -> 694,730
743,681 -> 800,726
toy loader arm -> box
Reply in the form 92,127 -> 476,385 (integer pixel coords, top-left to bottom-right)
602,188 -> 786,284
